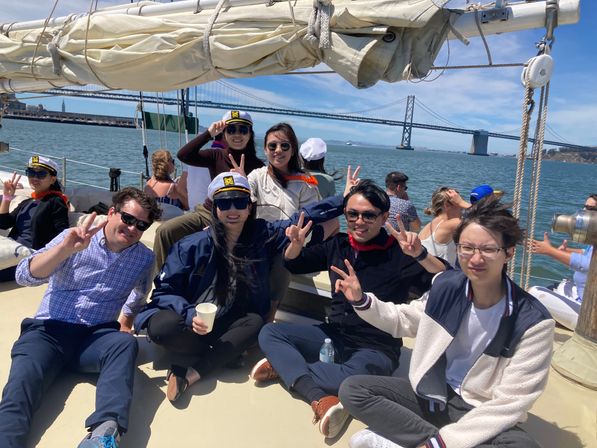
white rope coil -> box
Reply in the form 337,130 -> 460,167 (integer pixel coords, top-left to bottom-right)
306,0 -> 332,49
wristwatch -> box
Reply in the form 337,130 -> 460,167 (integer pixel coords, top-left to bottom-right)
413,246 -> 428,262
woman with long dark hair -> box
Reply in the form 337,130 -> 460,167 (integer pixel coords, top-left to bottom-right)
0,156 -> 69,281
153,110 -> 265,272
134,172 -> 345,403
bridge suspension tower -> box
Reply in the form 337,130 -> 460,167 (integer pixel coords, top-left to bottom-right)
397,95 -> 415,150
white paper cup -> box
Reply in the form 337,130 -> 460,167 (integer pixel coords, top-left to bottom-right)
195,303 -> 218,333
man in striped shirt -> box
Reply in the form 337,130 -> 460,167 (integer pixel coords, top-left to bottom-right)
0,187 -> 161,448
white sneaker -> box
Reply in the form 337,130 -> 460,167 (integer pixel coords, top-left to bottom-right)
349,429 -> 405,448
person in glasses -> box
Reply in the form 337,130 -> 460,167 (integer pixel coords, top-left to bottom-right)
153,110 -> 264,272
251,179 -> 446,439
338,197 -> 553,448
385,171 -> 421,232
0,187 -> 161,448
418,186 -> 471,267
528,193 -> 596,330
247,123 -> 322,320
133,172 -> 344,404
144,149 -> 188,211
0,156 -> 69,282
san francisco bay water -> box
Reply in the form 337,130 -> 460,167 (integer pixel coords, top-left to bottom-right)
1,118 -> 594,286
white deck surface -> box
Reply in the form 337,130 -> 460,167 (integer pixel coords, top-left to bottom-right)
0,222 -> 594,447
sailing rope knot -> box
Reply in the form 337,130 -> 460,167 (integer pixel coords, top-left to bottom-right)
47,35 -> 62,76
306,0 -> 333,49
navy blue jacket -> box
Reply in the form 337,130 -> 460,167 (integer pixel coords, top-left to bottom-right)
134,195 -> 343,331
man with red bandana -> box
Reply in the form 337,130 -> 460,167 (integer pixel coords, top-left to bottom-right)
250,179 -> 447,439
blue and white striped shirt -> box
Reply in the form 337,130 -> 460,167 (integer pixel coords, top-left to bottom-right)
16,229 -> 154,326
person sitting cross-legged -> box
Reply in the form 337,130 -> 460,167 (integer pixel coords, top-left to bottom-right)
0,187 -> 161,448
250,177 -> 447,439
338,198 -> 554,448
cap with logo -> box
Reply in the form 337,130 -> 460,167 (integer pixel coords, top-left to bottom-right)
470,184 -> 494,204
207,172 -> 251,200
299,138 -> 327,161
221,110 -> 253,126
27,155 -> 58,176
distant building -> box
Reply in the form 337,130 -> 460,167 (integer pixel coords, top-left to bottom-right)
61,99 -> 66,113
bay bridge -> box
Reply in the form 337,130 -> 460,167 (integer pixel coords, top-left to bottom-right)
33,82 -> 592,154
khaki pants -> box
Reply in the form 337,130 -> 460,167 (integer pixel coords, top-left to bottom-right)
153,205 -> 213,274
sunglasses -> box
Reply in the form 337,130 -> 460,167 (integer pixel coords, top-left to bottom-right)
118,210 -> 152,231
266,141 -> 292,152
214,197 -> 251,211
25,168 -> 50,179
345,209 -> 381,224
225,124 -> 250,135
584,204 -> 597,212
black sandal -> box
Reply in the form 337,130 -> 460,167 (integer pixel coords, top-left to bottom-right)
166,364 -> 189,403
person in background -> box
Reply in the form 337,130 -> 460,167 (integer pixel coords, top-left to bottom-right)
470,184 -> 504,204
528,193 -> 596,330
0,156 -> 69,282
339,197 -> 553,448
251,178 -> 446,439
0,187 -> 161,448
384,171 -> 421,232
247,123 -> 321,320
134,172 -> 344,403
144,149 -> 188,210
152,110 -> 264,272
299,137 -> 337,199
419,186 -> 470,267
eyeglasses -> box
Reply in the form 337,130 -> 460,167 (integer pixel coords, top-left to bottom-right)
25,168 -> 50,179
214,197 -> 251,211
456,244 -> 505,259
345,209 -> 382,224
117,210 -> 152,231
225,124 -> 250,135
584,204 -> 597,212
266,141 -> 292,152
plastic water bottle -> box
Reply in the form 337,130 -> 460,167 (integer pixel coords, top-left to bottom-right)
319,338 -> 335,363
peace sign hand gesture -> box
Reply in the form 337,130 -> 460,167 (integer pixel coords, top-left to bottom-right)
284,212 -> 313,260
343,165 -> 361,197
61,212 -> 107,256
228,153 -> 246,177
2,172 -> 21,200
330,259 -> 363,303
385,213 -> 423,258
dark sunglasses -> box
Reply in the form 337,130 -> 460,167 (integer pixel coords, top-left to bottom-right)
25,168 -> 50,179
118,210 -> 152,231
214,197 -> 251,211
225,124 -> 250,135
345,210 -> 381,223
584,204 -> 597,212
266,141 -> 292,152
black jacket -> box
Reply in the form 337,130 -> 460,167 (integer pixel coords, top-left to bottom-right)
285,229 -> 443,363
0,194 -> 69,249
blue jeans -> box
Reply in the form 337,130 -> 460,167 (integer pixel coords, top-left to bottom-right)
258,322 -> 394,397
0,318 -> 138,448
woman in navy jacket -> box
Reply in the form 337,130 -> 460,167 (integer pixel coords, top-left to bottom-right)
134,171 -> 344,403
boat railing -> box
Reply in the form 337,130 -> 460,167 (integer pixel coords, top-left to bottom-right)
0,145 -> 145,190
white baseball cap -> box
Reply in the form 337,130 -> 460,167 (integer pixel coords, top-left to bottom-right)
299,138 -> 327,161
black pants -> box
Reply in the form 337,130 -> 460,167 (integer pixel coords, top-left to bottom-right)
146,310 -> 263,376
340,375 -> 540,448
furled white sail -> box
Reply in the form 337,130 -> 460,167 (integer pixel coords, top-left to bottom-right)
0,0 -> 580,94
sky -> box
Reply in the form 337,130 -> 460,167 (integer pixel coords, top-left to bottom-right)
2,0 -> 596,154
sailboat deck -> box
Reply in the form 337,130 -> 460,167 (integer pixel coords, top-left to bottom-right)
0,224 -> 594,447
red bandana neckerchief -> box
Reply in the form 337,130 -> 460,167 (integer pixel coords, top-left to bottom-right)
284,174 -> 319,186
348,232 -> 396,252
31,190 -> 69,206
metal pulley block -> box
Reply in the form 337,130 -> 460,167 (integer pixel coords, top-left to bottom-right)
521,54 -> 554,88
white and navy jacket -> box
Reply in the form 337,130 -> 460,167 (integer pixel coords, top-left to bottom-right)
354,269 -> 554,448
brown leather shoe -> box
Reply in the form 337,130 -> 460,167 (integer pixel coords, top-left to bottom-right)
250,358 -> 280,382
311,395 -> 350,439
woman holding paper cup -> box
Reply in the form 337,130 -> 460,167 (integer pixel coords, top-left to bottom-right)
134,171 -> 346,403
